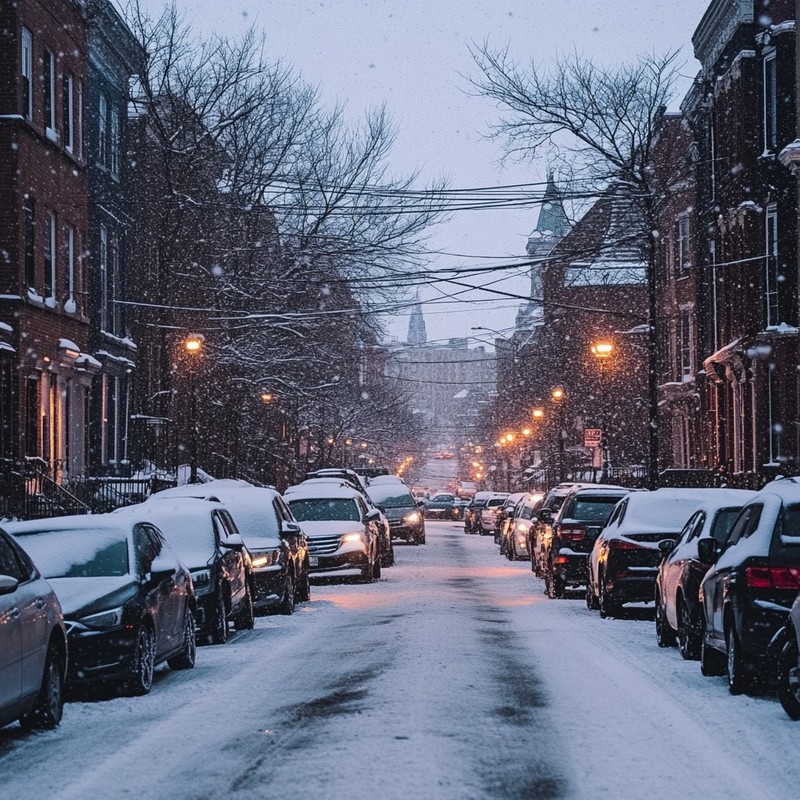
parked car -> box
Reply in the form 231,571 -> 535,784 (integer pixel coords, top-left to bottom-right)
451,497 -> 470,520
367,482 -> 426,545
8,515 -> 195,695
494,492 -> 526,544
771,590 -> 800,719
542,485 -> 630,599
698,479 -> 800,694
119,499 -> 254,640
501,493 -> 543,560
479,493 -> 510,535
305,468 -> 369,494
654,489 -> 756,657
148,481 -> 310,615
0,528 -> 67,731
464,491 -> 494,533
285,485 -> 382,582
528,483 -> 579,576
587,488 -> 723,618
424,492 -> 456,519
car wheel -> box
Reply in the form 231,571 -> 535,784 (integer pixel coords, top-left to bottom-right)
726,625 -> 752,695
20,643 -> 64,731
168,610 -> 197,670
360,554 -> 375,583
296,562 -> 311,602
700,617 -> 726,677
599,577 -> 620,619
234,585 -> 255,630
373,551 -> 382,579
280,570 -> 296,615
777,635 -> 800,720
677,598 -> 700,660
381,543 -> 395,568
586,577 -> 599,610
551,567 -> 565,599
655,591 -> 676,647
506,540 -> 515,561
126,625 -> 156,696
211,592 -> 229,644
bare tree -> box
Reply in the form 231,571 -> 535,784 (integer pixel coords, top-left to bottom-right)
469,46 -> 682,487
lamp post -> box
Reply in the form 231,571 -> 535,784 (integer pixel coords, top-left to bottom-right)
551,385 -> 567,483
183,333 -> 205,484
590,340 -> 615,480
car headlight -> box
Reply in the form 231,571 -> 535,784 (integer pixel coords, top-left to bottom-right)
78,606 -> 124,629
341,532 -> 364,544
515,521 -> 531,534
191,568 -> 212,593
404,511 -> 421,524
250,549 -> 281,569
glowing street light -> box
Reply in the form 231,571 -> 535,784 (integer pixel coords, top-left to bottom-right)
591,340 -> 615,359
532,407 -> 545,420
551,385 -> 566,402
184,333 -> 205,354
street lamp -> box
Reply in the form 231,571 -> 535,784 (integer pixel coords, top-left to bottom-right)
590,340 -> 615,359
551,385 -> 567,482
183,333 -> 205,484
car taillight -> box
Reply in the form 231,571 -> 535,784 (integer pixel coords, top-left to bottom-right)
609,538 -> 643,550
745,565 -> 800,590
559,525 -> 586,541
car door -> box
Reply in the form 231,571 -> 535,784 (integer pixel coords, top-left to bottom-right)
662,512 -> 703,629
0,534 -> 24,721
214,511 -> 246,608
134,524 -> 171,655
146,525 -> 185,653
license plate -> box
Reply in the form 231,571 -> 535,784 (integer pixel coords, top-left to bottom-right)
309,556 -> 319,566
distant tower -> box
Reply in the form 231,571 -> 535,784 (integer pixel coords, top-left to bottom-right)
407,292 -> 427,345
516,174 -> 571,331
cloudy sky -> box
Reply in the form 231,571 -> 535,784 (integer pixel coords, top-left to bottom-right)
136,0 -> 704,347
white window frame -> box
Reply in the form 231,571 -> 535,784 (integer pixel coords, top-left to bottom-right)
43,49 -> 56,139
763,50 -> 778,152
679,310 -> 694,381
98,95 -> 108,166
765,204 -> 780,327
76,80 -> 83,159
63,72 -> 74,152
99,224 -> 108,330
676,215 -> 691,274
21,28 -> 33,119
44,211 -> 56,297
110,107 -> 120,176
65,224 -> 75,305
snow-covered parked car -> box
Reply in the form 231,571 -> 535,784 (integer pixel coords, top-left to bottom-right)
116,499 -> 254,643
7,515 -> 196,695
654,488 -> 756,657
367,481 -> 425,546
147,480 -> 310,615
698,479 -> 800,694
479,493 -> 510,534
284,484 -> 382,582
587,488 -> 725,618
0,527 -> 67,731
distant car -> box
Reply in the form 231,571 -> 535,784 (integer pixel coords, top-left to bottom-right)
424,492 -> 456,519
654,489 -> 756,657
367,482 -> 425,545
541,485 -> 631,599
528,483 -> 578,576
464,492 -> 495,533
0,528 -> 67,731
8,515 -> 196,695
147,481 -> 310,616
494,493 -> 526,544
479,493 -> 510,534
285,485 -> 382,582
587,488 -> 724,618
119,499 -> 254,641
451,497 -> 470,521
501,493 -> 543,560
698,480 -> 800,694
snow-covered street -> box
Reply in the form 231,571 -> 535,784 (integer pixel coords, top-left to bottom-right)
2,520 -> 799,800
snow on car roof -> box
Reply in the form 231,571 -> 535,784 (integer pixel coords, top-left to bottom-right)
756,477 -> 800,502
4,513 -> 133,536
613,488 -> 727,534
284,483 -> 363,499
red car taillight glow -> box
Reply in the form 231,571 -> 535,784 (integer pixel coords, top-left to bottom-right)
745,565 -> 800,590
609,538 -> 644,550
558,525 -> 587,541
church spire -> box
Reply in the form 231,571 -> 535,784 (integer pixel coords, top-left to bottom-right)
532,172 -> 570,240
407,292 -> 427,345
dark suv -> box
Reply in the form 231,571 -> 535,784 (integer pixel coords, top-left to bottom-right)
464,491 -> 494,534
367,483 -> 425,545
528,483 -> 578,577
699,480 -> 800,694
542,486 -> 630,598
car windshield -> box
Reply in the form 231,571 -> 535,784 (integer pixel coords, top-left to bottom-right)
571,497 -> 622,523
368,487 -> 415,508
431,495 -> 453,502
15,528 -> 130,578
780,503 -> 800,537
288,498 -> 361,522
710,507 -> 744,543
486,498 -> 505,508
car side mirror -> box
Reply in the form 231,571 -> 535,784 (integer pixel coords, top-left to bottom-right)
221,533 -> 244,549
280,521 -> 302,537
417,500 -> 426,508
658,539 -> 675,556
149,553 -> 177,581
697,537 -> 718,564
538,508 -> 553,523
365,509 -> 381,523
0,574 -> 20,595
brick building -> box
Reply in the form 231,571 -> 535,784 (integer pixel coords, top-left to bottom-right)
0,0 -> 96,483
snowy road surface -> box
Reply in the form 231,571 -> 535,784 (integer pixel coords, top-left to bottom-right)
2,520 -> 799,800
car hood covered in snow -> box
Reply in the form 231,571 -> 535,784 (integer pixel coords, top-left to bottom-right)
300,520 -> 364,538
48,576 -> 138,619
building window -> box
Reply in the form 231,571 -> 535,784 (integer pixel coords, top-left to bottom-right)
77,80 -> 83,158
43,49 -> 56,137
44,212 -> 56,297
107,229 -> 120,334
98,95 -> 108,166
764,51 -> 778,152
63,73 -> 74,151
766,204 -> 780,327
99,224 -> 108,330
25,376 -> 40,457
65,224 -> 76,309
676,216 -> 691,273
679,310 -> 694,381
110,107 -> 120,176
21,28 -> 33,119
24,198 -> 35,288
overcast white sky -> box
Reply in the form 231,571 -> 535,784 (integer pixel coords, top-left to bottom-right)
136,0 -> 704,347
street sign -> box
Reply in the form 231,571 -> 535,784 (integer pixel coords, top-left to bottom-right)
584,428 -> 602,449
